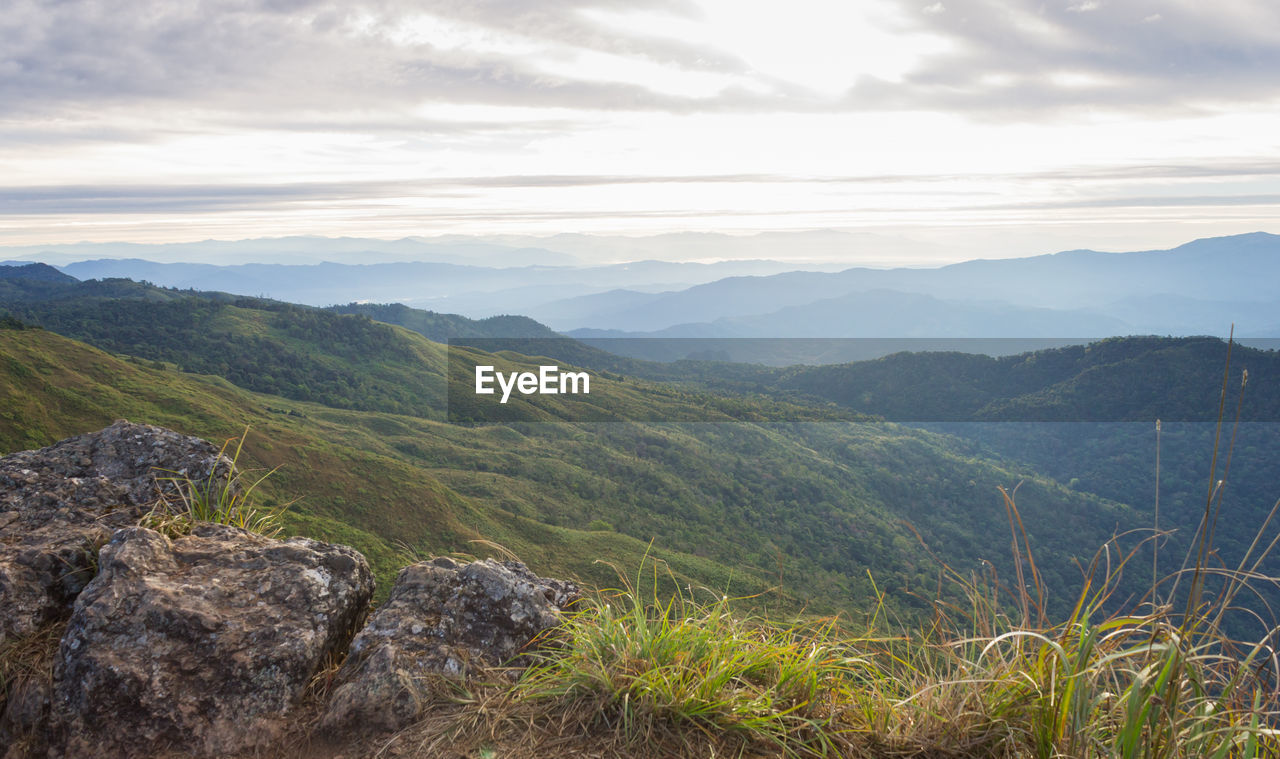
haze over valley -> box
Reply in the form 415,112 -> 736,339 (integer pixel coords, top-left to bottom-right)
7,231 -> 1278,342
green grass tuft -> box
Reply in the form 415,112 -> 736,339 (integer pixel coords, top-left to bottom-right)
485,490 -> 1280,759
142,427 -> 289,538
515,556 -> 864,757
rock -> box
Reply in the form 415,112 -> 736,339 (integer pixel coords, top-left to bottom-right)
322,557 -> 579,735
0,421 -> 230,642
2,421 -> 587,754
50,523 -> 374,758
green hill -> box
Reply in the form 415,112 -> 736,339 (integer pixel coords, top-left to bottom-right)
14,279 -> 1271,626
0,262 -> 76,284
328,302 -> 562,341
768,336 -> 1280,422
0,283 -> 450,416
709,337 -> 1280,632
0,318 -> 1144,620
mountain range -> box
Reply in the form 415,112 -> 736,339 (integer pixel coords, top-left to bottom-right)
4,263 -> 1279,631
51,257 -> 834,316
0,282 -> 1136,621
548,232 -> 1280,337
0,229 -> 949,267
7,232 -> 1276,342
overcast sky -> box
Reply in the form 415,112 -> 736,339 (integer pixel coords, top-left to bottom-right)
2,0 -> 1278,262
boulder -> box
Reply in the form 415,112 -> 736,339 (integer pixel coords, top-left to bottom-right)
50,523 -> 374,758
322,557 -> 579,734
1,421 -> 586,754
0,421 -> 229,641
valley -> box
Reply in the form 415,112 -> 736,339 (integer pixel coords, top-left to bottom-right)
5,247 -> 1277,629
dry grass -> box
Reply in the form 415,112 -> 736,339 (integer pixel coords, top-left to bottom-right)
0,621 -> 66,756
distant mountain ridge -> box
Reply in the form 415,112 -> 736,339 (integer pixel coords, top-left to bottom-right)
0,229 -> 950,267
567,288 -> 1130,339
536,232 -> 1280,336
53,257 -> 829,313
6,231 -> 1278,338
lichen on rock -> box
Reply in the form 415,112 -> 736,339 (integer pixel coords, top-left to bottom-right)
0,420 -> 230,641
50,523 -> 374,758
322,556 -> 580,735
1,421 -> 583,757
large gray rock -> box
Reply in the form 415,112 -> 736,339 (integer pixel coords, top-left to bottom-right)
322,557 -> 579,734
0,421 -> 229,642
50,523 -> 374,758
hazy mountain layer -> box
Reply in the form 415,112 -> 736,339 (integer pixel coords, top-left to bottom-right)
536,232 -> 1280,335
12,232 -> 1277,338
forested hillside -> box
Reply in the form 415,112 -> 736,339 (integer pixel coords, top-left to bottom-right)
0,305 -> 1146,621
5,268 -> 1279,629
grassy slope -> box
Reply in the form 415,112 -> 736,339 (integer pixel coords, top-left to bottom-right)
0,326 -> 766,599
0,325 -> 1143,618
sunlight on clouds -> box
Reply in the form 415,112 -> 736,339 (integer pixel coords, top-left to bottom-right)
4,129 -> 412,187
1048,71 -> 1119,89
977,72 -> 1019,88
373,12 -> 544,59
1003,6 -> 1068,43
585,0 -> 951,95
410,103 -> 598,124
697,0 -> 949,90
535,47 -> 752,100
351,9 -> 752,102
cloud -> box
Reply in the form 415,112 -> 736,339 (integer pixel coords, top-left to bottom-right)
6,0 -> 1277,130
0,182 -> 397,215
8,157 -> 1279,216
1029,160 -> 1280,182
866,0 -> 1280,116
0,174 -> 869,216
0,0 -> 781,122
0,175 -> 815,216
963,194 -> 1280,212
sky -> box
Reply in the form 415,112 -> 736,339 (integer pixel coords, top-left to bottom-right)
2,0 -> 1279,264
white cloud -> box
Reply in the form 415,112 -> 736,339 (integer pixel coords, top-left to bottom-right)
1,0 -> 1279,251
